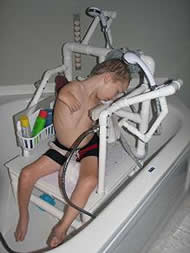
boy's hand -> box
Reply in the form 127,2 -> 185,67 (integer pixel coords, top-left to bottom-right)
58,91 -> 81,113
66,94 -> 81,113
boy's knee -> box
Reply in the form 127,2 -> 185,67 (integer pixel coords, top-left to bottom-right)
83,175 -> 98,190
19,166 -> 34,183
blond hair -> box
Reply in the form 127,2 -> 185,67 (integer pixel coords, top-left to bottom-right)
90,59 -> 131,82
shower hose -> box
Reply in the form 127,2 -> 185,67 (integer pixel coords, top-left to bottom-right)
60,125 -> 99,219
60,121 -> 144,218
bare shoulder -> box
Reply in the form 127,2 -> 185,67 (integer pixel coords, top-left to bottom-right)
59,80 -> 82,94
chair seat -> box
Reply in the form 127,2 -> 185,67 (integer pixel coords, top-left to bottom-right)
5,140 -> 136,227
5,141 -> 83,228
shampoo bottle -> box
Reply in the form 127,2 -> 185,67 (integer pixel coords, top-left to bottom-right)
19,115 -> 31,138
32,110 -> 48,137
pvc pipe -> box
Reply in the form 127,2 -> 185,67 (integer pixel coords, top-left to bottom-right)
31,194 -> 63,219
126,83 -> 148,98
136,100 -> 151,158
115,110 -> 141,123
98,55 -> 106,63
119,127 -> 142,159
119,120 -> 147,142
107,80 -> 181,144
145,97 -> 168,140
108,81 -> 181,114
98,110 -> 110,194
28,65 -> 66,107
106,15 -> 114,46
82,17 -> 100,45
107,115 -> 121,143
91,85 -> 147,121
90,103 -> 110,121
63,42 -> 111,80
64,42 -> 111,58
106,28 -> 113,48
119,97 -> 168,143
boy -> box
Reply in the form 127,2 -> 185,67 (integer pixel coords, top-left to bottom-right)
15,58 -> 131,248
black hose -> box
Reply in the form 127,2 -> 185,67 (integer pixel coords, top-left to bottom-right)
0,232 -> 50,253
60,125 -> 99,219
119,128 -> 143,170
0,232 -> 20,253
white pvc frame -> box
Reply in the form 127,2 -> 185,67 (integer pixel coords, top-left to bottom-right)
25,7 -> 183,196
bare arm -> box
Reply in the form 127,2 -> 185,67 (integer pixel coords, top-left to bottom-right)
57,86 -> 81,113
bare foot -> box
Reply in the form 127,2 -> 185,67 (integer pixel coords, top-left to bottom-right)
47,223 -> 67,248
14,213 -> 29,241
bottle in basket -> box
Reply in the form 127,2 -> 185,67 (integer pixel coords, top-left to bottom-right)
45,109 -> 53,127
32,110 -> 48,137
19,115 -> 32,138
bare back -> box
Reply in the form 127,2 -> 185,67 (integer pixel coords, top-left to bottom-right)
53,81 -> 98,148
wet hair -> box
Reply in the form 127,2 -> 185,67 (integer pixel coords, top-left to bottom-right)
90,58 -> 131,82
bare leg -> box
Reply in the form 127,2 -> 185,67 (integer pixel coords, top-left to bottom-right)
47,156 -> 98,248
15,155 -> 60,241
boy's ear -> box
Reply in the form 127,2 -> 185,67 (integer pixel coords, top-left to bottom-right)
104,73 -> 113,84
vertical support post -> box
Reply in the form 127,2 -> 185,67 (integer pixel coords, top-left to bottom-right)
136,100 -> 151,158
98,111 -> 109,194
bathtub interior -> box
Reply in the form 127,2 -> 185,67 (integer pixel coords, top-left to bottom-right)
0,93 -> 188,252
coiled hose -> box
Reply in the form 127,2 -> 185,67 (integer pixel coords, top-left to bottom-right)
0,232 -> 19,253
0,231 -> 50,253
60,125 -> 99,219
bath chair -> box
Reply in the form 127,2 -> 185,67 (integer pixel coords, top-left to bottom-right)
5,7 -> 182,231
5,55 -> 182,233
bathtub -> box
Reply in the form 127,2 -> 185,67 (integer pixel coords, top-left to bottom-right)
0,86 -> 190,253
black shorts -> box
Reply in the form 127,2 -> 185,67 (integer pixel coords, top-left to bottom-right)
44,134 -> 99,165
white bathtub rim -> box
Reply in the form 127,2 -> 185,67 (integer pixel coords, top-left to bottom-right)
0,83 -> 55,96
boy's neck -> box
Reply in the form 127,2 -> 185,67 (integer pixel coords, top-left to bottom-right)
83,74 -> 104,92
